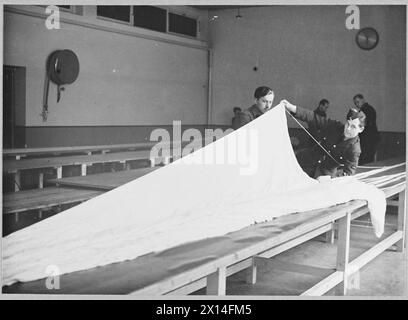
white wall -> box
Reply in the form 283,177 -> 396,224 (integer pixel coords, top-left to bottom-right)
209,5 -> 406,132
4,5 -> 210,126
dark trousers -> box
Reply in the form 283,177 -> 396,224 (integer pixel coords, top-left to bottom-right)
359,131 -> 380,165
359,147 -> 377,165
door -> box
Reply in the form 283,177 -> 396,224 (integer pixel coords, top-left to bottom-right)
3,66 -> 15,149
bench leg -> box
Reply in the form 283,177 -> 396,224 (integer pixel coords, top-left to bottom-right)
336,212 -> 351,296
396,190 -> 406,252
81,164 -> 87,176
119,161 -> 129,171
15,212 -> 19,223
150,158 -> 156,167
14,171 -> 21,192
122,161 -> 131,170
38,173 -> 44,189
56,166 -> 62,179
38,209 -> 43,219
206,267 -> 226,295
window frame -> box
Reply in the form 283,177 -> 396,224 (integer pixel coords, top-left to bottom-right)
37,5 -> 81,15
132,5 -> 168,34
57,5 -> 75,14
167,10 -> 199,39
96,5 -> 132,26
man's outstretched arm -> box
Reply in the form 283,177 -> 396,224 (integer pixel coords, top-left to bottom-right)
281,99 -> 342,131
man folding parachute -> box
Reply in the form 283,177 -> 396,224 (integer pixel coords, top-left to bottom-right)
2,102 -> 385,286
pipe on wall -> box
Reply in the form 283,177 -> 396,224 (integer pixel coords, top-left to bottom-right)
207,48 -> 213,125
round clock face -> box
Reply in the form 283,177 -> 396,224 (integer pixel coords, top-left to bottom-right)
356,27 -> 379,50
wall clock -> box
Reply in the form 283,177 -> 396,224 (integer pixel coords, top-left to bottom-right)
355,27 -> 379,50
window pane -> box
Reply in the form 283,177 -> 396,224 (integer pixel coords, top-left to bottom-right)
168,12 -> 197,37
133,6 -> 167,33
97,5 -> 130,23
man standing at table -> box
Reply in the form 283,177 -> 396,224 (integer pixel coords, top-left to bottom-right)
352,94 -> 380,165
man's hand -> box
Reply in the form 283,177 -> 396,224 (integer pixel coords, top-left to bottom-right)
280,99 -> 297,113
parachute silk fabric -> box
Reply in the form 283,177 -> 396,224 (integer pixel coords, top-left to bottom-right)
2,105 -> 386,286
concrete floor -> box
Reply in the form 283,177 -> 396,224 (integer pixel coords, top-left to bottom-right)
194,207 -> 407,297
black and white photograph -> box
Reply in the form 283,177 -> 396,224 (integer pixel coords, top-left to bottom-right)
1,2 -> 407,301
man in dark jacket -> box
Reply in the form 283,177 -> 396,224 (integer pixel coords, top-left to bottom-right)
308,99 -> 330,146
353,94 -> 380,164
232,86 -> 274,130
282,99 -> 366,178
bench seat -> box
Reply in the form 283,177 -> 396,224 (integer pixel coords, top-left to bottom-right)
3,187 -> 103,215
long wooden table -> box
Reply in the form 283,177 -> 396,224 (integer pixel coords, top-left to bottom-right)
2,158 -> 406,296
46,156 -> 406,192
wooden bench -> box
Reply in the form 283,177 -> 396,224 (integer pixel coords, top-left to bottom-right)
3,139 -> 205,160
49,167 -> 159,190
3,167 -> 160,223
2,187 -> 104,221
3,150 -> 170,192
3,138 -> 209,192
3,141 -> 172,160
2,167 -> 161,229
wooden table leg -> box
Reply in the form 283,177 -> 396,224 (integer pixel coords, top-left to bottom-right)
396,190 -> 406,252
246,257 -> 257,285
325,222 -> 335,244
206,267 -> 226,295
336,212 -> 351,295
